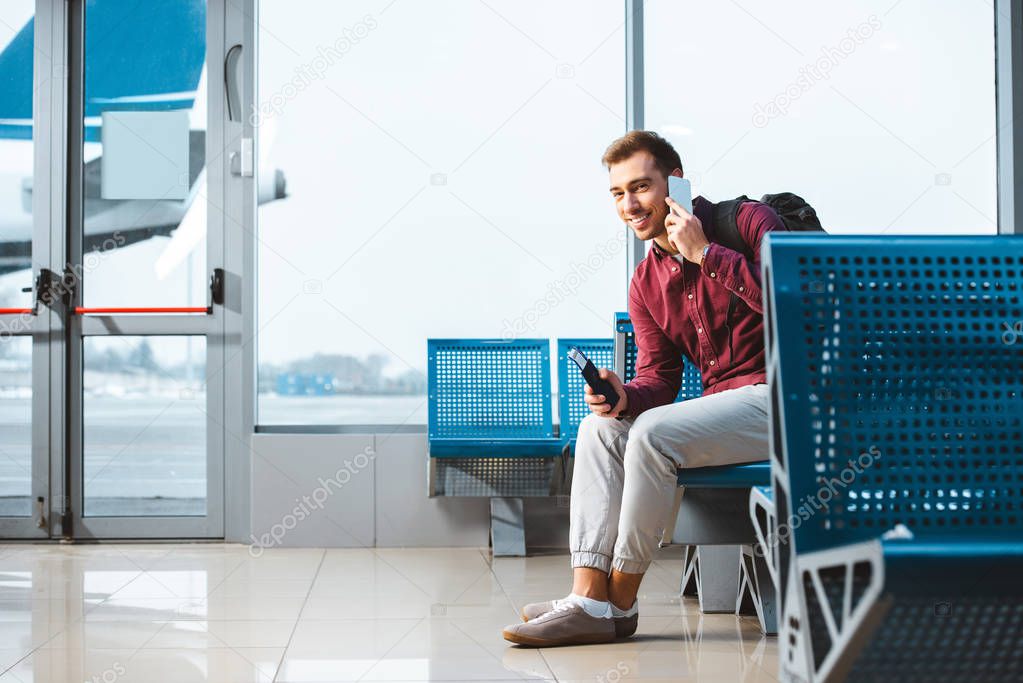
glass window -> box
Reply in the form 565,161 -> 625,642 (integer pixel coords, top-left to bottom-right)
83,336 -> 206,517
257,0 -> 627,425
80,0 -> 209,308
645,1 -> 996,235
0,337 -> 31,516
0,1 -> 35,517
0,1 -> 35,309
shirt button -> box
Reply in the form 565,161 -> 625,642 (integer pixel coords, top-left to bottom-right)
697,327 -> 703,334
738,286 -> 744,292
687,294 -> 694,299
710,272 -> 716,278
671,267 -> 678,272
709,360 -> 716,366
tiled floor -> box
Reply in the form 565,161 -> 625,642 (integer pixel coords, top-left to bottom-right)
0,544 -> 778,682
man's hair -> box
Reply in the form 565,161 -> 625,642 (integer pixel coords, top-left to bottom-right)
601,130 -> 682,177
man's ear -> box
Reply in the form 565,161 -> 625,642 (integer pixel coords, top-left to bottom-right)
669,168 -> 683,179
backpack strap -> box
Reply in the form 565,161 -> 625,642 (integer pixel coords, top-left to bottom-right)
711,195 -> 754,261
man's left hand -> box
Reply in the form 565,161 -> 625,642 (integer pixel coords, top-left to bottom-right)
664,197 -> 710,264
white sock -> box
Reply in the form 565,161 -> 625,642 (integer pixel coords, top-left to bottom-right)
610,599 -> 639,618
565,593 -> 612,618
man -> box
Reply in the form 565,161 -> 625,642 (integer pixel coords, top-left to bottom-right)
502,130 -> 785,647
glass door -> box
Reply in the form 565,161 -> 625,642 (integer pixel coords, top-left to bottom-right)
65,0 -> 225,538
0,1 -> 48,538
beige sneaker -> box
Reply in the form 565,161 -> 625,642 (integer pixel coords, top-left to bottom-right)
520,599 -> 557,622
503,602 -> 616,647
520,598 -> 639,639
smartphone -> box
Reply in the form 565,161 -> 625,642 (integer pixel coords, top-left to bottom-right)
568,347 -> 619,410
667,176 -> 693,215
667,176 -> 693,263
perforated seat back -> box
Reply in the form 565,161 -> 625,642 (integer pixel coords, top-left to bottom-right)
763,235 -> 1023,554
614,312 -> 703,401
427,339 -> 554,440
557,338 -> 614,442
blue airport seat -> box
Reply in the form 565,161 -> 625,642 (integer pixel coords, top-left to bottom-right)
426,336 -> 564,541
426,438 -> 563,458
763,235 -> 1023,682
676,462 -> 771,488
556,338 -> 615,447
427,339 -> 562,459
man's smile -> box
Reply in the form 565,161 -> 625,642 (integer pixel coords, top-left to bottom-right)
628,211 -> 653,229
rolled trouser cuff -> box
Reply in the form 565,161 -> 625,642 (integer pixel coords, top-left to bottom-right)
571,551 -> 612,574
611,557 -> 650,574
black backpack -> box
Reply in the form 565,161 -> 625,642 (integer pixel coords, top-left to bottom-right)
708,192 -> 823,366
711,192 -> 824,260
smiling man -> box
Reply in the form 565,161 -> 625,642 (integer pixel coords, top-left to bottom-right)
502,130 -> 786,647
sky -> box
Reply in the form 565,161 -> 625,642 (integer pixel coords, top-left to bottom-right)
253,0 -> 996,378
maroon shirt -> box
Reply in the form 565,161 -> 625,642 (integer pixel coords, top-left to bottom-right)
621,196 -> 785,416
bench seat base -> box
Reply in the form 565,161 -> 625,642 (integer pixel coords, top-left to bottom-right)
428,455 -> 566,498
781,540 -> 1023,683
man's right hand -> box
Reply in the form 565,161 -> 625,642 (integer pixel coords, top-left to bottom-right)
583,368 -> 628,418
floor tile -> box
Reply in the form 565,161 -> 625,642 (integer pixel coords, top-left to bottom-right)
0,646 -> 282,683
0,544 -> 778,683
201,619 -> 297,648
207,577 -> 313,599
38,620 -> 166,650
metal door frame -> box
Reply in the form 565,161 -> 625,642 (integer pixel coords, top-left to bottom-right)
60,0 -> 230,539
0,0 -> 62,538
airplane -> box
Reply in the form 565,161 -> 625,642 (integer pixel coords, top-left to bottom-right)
0,0 -> 287,281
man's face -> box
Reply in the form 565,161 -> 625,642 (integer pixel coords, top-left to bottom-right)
608,150 -> 679,242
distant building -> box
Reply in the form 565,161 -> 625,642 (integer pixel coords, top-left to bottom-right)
275,372 -> 336,396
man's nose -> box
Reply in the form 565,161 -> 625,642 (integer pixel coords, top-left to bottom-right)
623,193 -> 641,212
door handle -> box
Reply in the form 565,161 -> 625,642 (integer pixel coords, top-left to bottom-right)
36,496 -> 46,529
225,43 -> 253,177
224,44 -> 243,123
